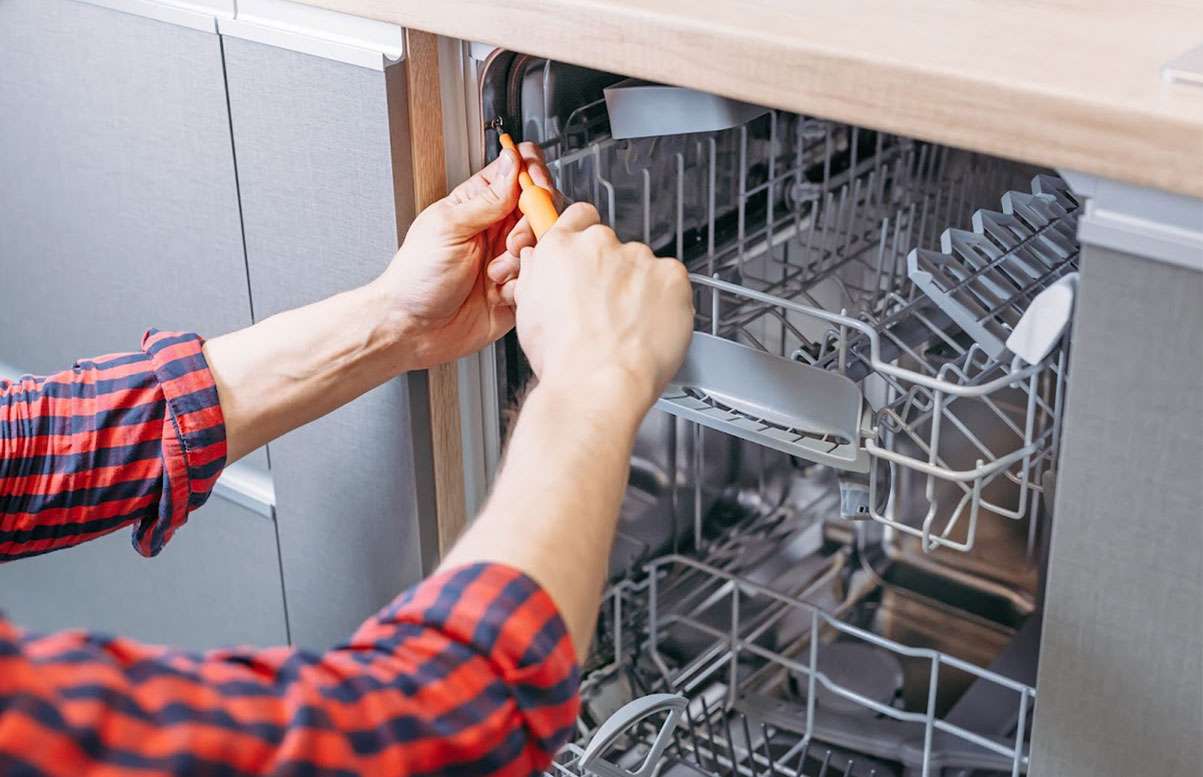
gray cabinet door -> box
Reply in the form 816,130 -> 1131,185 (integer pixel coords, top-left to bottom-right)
222,38 -> 429,650
0,0 -> 283,647
0,0 -> 252,371
0,0 -> 269,472
1030,246 -> 1203,776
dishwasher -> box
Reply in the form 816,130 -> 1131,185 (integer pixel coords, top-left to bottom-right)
473,53 -> 1080,777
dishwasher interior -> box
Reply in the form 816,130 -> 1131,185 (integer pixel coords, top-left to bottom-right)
479,54 -> 1078,777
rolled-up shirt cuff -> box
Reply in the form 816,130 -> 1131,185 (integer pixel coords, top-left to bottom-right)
132,329 -> 227,556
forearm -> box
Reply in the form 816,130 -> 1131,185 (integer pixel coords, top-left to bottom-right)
440,373 -> 649,661
203,282 -> 415,463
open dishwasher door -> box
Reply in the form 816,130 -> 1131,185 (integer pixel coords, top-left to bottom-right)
463,50 -> 1089,777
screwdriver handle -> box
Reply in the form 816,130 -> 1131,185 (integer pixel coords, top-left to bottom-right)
518,173 -> 559,240
498,132 -> 559,240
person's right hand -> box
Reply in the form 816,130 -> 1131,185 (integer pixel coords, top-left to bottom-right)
508,203 -> 694,411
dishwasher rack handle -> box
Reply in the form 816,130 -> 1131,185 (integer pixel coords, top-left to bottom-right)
579,693 -> 687,777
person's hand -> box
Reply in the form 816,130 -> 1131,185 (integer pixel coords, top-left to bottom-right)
511,203 -> 694,412
371,142 -> 553,370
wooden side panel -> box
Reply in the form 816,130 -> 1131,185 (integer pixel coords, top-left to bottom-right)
402,29 -> 468,556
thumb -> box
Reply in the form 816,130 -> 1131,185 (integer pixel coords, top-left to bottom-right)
445,149 -> 520,236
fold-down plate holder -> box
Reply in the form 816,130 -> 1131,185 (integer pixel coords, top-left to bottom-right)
656,333 -> 868,472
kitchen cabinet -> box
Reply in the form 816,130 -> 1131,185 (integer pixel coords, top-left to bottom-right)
0,0 -> 278,648
0,498 -> 288,648
1,0 -> 450,652
0,0 -> 252,376
1,0 -> 444,654
221,34 -> 435,649
1026,242 -> 1202,776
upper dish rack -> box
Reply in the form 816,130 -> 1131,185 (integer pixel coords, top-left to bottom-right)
537,106 -> 1076,555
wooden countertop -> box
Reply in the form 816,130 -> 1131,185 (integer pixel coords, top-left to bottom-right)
304,0 -> 1203,201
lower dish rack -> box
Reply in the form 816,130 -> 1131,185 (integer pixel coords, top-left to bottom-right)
545,517 -> 1037,777
546,693 -> 887,777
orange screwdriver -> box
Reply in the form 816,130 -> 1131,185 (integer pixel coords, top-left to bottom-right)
494,120 -> 559,240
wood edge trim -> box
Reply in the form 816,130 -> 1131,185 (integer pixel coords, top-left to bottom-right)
397,29 -> 468,560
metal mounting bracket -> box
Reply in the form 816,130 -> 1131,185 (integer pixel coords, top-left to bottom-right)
1057,170 -> 1203,272
1164,44 -> 1203,87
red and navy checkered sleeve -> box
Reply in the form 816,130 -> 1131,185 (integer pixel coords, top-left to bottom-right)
0,562 -> 580,776
0,330 -> 226,560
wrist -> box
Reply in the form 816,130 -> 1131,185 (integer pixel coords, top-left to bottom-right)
533,365 -> 657,432
355,281 -> 423,375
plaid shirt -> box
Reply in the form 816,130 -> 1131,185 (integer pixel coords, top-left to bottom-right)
0,331 -> 579,775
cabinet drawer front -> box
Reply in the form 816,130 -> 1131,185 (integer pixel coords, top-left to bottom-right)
0,498 -> 288,649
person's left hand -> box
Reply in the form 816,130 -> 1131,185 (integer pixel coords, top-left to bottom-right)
371,141 -> 553,371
